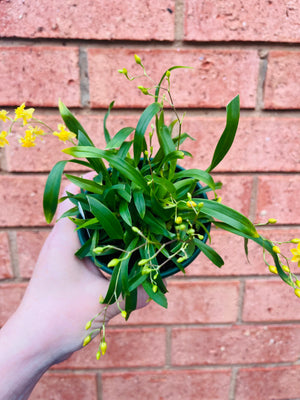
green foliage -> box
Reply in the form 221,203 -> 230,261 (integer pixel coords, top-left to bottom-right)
43,60 -> 294,345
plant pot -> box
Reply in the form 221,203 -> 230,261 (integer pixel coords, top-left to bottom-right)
77,163 -> 211,278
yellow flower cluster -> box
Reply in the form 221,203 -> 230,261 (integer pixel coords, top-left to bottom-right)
0,104 -> 76,148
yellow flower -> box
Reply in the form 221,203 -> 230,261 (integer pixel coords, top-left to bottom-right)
0,131 -> 9,147
28,125 -> 44,136
186,200 -> 197,208
0,110 -> 9,122
18,130 -> 36,147
291,243 -> 300,267
53,124 -> 76,143
15,103 -> 35,125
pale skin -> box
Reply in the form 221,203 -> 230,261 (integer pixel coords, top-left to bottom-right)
0,180 -> 148,400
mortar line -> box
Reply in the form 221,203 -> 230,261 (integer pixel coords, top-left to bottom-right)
175,0 -> 185,43
256,49 -> 269,111
165,326 -> 172,367
79,47 -> 90,108
7,230 -> 20,279
97,372 -> 103,400
228,367 -> 239,400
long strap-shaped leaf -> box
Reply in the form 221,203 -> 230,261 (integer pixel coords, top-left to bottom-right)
59,100 -> 91,142
199,199 -> 258,238
63,146 -> 150,192
43,159 -> 90,223
173,169 -> 216,192
87,195 -> 123,240
206,95 -> 240,173
133,102 -> 161,165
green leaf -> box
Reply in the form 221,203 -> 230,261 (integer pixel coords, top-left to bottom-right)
194,238 -> 224,268
119,200 -> 132,226
103,101 -> 115,144
157,125 -> 176,156
102,263 -> 121,305
142,279 -> 168,308
152,175 -> 176,196
63,146 -> 150,193
133,102 -> 161,165
206,95 -> 240,173
133,190 -> 146,218
200,199 -> 258,238
87,195 -> 123,240
65,174 -> 104,195
106,127 -> 134,149
124,289 -> 137,320
58,100 -> 91,141
43,160 -> 68,223
173,169 -> 216,192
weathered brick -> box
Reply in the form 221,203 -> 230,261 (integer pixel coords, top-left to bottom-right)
184,228 -> 300,277
17,230 -> 49,278
111,280 -> 240,325
0,47 -> 80,107
31,373 -> 97,400
0,0 -> 175,41
172,325 -> 300,366
243,280 -> 300,322
0,283 -> 27,326
256,175 -> 300,224
180,116 -> 300,172
264,51 -> 300,109
185,0 -> 300,42
0,232 -> 12,279
0,176 -> 47,227
236,366 -> 300,400
56,327 -> 165,369
102,369 -> 231,400
88,48 -> 259,109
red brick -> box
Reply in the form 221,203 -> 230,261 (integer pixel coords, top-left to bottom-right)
243,280 -> 300,322
0,232 -> 12,279
0,176 -> 47,227
210,174 -> 253,216
180,116 -> 300,172
57,327 -> 165,369
88,48 -> 259,109
236,366 -> 300,400
111,280 -> 240,325
0,47 -> 80,107
102,370 -> 231,400
17,230 -> 49,278
256,175 -> 300,224
0,0 -> 175,41
0,283 -> 27,326
185,1 -> 300,42
264,51 -> 300,109
172,325 -> 300,366
31,373 -> 97,400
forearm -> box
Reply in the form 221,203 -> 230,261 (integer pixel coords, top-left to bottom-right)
0,309 -> 56,400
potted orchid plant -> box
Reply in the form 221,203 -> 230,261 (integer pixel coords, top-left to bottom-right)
1,55 -> 299,359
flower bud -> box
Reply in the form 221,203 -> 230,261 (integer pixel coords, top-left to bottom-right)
96,351 -> 101,360
177,256 -> 186,263
216,197 -> 222,203
152,284 -> 158,293
121,310 -> 127,319
295,280 -> 300,288
197,234 -> 204,240
282,265 -> 290,273
175,216 -> 182,224
272,246 -> 280,254
197,202 -> 204,209
166,70 -> 171,78
291,238 -> 300,244
138,85 -> 149,95
93,246 -> 104,255
132,226 -> 141,234
187,228 -> 195,235
268,218 -> 277,224
141,266 -> 152,275
83,335 -> 91,347
85,320 -> 92,330
118,68 -> 128,75
134,54 -> 142,65
294,288 -> 300,298
107,258 -> 120,268
268,265 -> 278,274
101,341 -> 107,355
138,259 -> 148,266
187,200 -> 197,208
99,295 -> 104,303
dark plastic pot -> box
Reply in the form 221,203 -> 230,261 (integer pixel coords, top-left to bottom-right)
77,164 -> 211,278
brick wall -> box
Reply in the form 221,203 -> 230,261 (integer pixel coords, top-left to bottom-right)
0,1 -> 300,399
